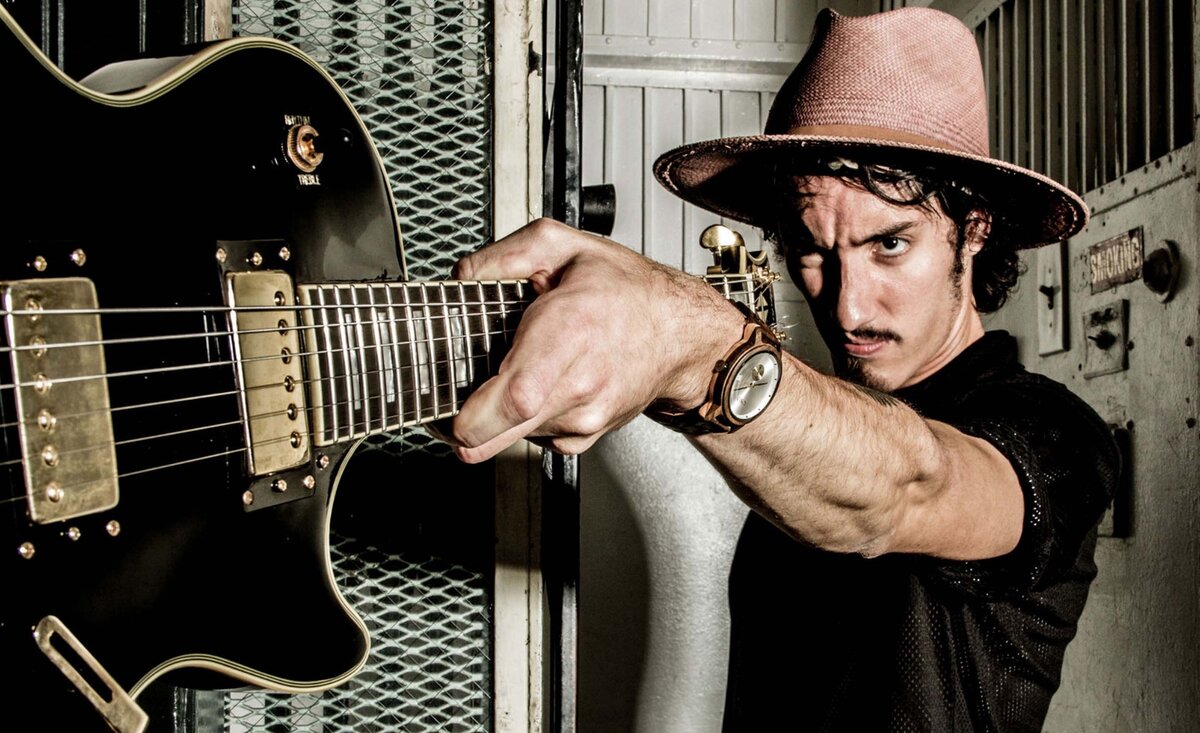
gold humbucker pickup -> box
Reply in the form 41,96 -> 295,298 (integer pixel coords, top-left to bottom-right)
3,278 -> 119,524
226,272 -> 311,476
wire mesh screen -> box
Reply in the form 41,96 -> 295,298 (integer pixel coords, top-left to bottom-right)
226,1 -> 495,731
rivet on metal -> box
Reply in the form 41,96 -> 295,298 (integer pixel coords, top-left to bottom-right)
37,409 -> 56,432
33,373 -> 51,394
283,376 -> 296,392
274,291 -> 286,306
287,403 -> 298,420
105,520 -> 121,537
249,252 -> 264,267
32,256 -> 47,272
281,347 -> 292,364
279,246 -> 291,261
70,249 -> 87,267
29,335 -> 46,358
278,319 -> 288,335
45,483 -> 64,503
242,490 -> 254,506
303,475 -> 316,490
290,431 -> 302,448
25,297 -> 42,321
317,454 -> 330,470
215,248 -> 228,264
66,527 -> 81,541
41,445 -> 59,467
18,542 -> 35,560
272,478 -> 288,493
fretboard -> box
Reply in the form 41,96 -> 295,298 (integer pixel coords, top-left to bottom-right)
296,280 -> 531,446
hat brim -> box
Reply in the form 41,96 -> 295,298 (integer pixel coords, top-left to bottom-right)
653,134 -> 1089,248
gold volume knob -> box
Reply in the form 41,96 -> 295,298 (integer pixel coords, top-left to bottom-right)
285,124 -> 324,173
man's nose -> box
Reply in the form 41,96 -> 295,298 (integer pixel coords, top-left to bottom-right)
833,258 -> 875,332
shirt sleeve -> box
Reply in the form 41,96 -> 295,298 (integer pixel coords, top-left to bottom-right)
915,375 -> 1120,600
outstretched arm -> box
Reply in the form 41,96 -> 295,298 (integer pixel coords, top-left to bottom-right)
444,218 -> 1023,561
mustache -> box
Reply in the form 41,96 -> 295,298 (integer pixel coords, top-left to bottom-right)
845,327 -> 901,343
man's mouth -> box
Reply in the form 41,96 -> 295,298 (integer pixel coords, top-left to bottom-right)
841,330 -> 899,358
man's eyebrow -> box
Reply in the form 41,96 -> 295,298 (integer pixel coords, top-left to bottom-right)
858,220 -> 920,245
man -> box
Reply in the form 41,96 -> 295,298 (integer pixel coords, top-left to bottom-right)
445,7 -> 1118,731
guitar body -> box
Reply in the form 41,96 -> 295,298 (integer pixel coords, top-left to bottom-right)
2,11 -> 403,731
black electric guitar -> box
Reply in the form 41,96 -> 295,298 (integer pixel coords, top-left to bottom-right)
0,8 -> 778,732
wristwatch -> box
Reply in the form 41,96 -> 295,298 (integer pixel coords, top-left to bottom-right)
645,303 -> 783,435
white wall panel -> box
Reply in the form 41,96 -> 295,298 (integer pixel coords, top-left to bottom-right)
605,86 -> 646,250
692,0 -> 735,39
734,0 -> 777,40
644,88 -> 686,264
649,0 -> 691,37
582,84 -> 607,187
584,0 -> 603,36
593,0 -> 822,41
682,89 -> 724,274
605,0 -> 648,35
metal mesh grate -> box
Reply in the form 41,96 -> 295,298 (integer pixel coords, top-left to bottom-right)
226,1 -> 495,731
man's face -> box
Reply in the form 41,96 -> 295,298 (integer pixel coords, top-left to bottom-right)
777,175 -> 984,392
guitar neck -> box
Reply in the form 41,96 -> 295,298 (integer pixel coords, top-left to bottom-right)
296,280 -> 532,446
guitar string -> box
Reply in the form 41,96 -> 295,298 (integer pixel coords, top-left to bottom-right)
0,276 -> 758,392
0,333 -> 513,470
0,319 -> 522,454
0,272 -> 751,354
0,301 -> 534,392
0,307 -> 539,491
0,277 -> 766,502
0,363 -> 489,504
0,294 -> 537,355
0,324 -> 502,433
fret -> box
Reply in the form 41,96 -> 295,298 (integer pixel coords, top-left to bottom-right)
436,284 -> 453,415
406,283 -> 431,417
317,286 -> 341,443
461,281 -> 487,409
366,286 -> 392,434
354,287 -> 378,435
418,282 -> 444,421
384,284 -> 410,427
440,283 -> 473,413
332,287 -> 360,439
346,286 -> 366,436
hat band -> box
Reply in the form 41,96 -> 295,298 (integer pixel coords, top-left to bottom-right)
784,124 -> 983,157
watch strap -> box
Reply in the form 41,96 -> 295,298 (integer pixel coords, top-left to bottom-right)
645,302 -> 781,435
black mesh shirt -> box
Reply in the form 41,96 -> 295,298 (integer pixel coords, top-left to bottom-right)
722,331 -> 1119,732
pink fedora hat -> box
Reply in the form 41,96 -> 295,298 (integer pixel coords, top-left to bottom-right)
653,7 -> 1088,247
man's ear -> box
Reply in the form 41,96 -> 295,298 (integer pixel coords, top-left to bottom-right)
964,210 -> 992,254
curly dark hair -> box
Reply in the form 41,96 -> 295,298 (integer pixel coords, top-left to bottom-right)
765,155 -> 1024,313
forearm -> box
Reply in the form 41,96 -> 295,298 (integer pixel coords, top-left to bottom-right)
693,355 -> 950,556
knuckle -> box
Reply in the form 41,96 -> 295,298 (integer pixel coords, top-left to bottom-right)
569,406 -> 609,437
504,372 -> 549,422
527,217 -> 562,239
453,255 -> 476,281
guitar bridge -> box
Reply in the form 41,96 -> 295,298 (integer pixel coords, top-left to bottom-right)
3,278 -> 119,524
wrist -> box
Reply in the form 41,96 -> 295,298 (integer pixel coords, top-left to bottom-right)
647,300 -> 783,434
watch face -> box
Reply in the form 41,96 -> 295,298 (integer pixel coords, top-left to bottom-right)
727,349 -> 781,422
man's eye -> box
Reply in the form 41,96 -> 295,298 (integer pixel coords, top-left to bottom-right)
877,236 -> 910,257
